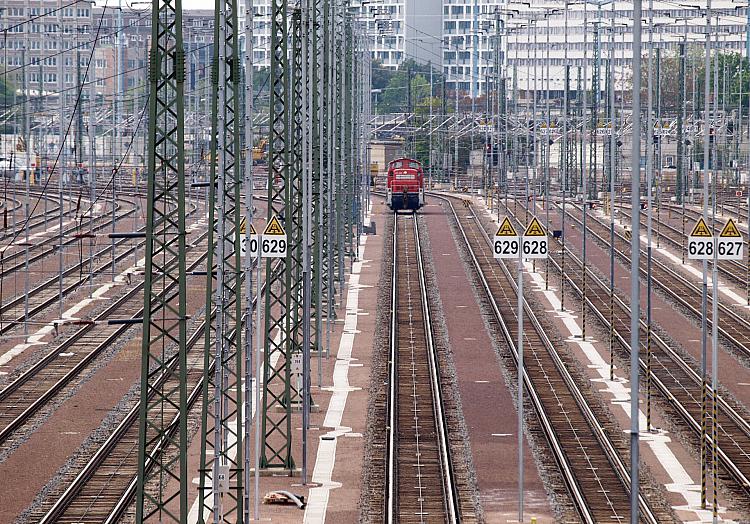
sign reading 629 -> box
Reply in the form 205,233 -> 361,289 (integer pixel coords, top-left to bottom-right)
261,236 -> 287,258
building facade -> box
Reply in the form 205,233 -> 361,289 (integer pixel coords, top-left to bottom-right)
0,0 -> 94,96
359,0 -> 748,97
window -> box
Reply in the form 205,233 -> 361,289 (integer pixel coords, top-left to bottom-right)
9,7 -> 24,16
95,59 -> 107,68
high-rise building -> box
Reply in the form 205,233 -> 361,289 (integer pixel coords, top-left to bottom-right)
363,0 -> 748,98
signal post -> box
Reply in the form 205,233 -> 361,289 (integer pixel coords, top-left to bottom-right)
494,215 -> 548,524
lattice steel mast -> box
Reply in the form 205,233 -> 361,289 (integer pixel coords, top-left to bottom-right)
135,0 -> 189,520
198,0 -> 244,517
260,0 -> 296,472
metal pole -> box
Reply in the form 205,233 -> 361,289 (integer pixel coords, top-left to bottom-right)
701,0 -> 712,509
711,14 -> 719,523
545,11 -> 551,291
609,1 -> 616,380
581,2 -> 588,340
630,1 -> 643,522
242,0 -> 255,519
561,3 -> 569,313
58,3 -> 65,320
429,66 -> 433,193
21,43 -> 30,338
88,51 -> 97,299
711,159 -> 720,524
254,250 -> 262,520
301,2 -> 312,485
646,0 -> 654,432
516,247 -> 524,524
455,46 -> 459,189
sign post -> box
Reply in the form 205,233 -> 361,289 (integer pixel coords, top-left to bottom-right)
494,217 -> 519,259
516,215 -> 548,522
253,216 -> 285,509
688,217 -> 714,260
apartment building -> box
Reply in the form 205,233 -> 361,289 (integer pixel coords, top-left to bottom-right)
0,0 -> 94,95
91,7 -> 213,99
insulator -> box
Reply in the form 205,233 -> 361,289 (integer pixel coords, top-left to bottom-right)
148,48 -> 158,83
211,58 -> 219,85
175,49 -> 186,84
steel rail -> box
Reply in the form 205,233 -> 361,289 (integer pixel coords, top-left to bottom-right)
617,204 -> 746,288
0,200 -> 198,336
413,213 -> 459,522
0,229 -> 210,445
0,191 -> 63,241
511,199 -> 750,496
0,197 -> 135,278
38,255 -> 272,524
561,201 -> 750,362
385,212 -> 459,523
439,194 -> 659,524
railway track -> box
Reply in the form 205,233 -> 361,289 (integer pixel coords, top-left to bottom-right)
34,315 -> 209,524
439,195 -> 661,523
617,204 -> 749,298
34,257 -> 268,524
0,200 -> 197,338
0,196 -> 135,283
509,199 -> 750,501
385,212 -> 459,522
0,190 -> 63,241
0,227 -> 210,450
558,201 -> 750,362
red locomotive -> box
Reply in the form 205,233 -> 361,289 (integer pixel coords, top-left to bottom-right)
386,158 -> 425,212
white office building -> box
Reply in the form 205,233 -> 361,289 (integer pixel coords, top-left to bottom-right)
363,0 -> 748,97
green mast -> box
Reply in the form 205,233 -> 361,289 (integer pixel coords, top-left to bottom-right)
135,0 -> 189,520
198,0 -> 244,517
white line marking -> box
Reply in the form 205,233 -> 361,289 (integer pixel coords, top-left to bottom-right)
304,236 -> 368,523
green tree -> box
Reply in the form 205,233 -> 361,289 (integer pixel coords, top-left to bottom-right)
376,59 -> 439,113
638,48 -> 750,113
371,59 -> 393,91
0,77 -> 12,107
